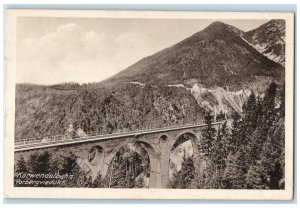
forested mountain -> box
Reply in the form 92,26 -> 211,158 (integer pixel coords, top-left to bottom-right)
106,21 -> 284,90
15,83 -> 206,141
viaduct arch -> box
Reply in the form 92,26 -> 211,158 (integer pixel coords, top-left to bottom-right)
14,122 -> 224,188
84,130 -> 201,188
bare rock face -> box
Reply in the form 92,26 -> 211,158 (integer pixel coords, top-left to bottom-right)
245,20 -> 285,66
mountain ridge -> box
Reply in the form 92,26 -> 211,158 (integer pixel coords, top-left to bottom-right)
245,19 -> 285,66
105,20 -> 284,90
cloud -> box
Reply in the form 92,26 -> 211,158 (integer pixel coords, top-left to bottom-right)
17,23 -> 158,84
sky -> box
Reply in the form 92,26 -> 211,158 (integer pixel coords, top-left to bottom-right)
16,17 -> 271,85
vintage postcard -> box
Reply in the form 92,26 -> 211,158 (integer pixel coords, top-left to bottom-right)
4,10 -> 294,199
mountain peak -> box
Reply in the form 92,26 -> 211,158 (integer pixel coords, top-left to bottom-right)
203,21 -> 230,32
196,21 -> 245,41
208,21 -> 227,27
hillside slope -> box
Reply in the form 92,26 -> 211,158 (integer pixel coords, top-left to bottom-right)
15,83 -> 206,141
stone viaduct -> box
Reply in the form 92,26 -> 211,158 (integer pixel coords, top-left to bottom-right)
14,122 -> 224,188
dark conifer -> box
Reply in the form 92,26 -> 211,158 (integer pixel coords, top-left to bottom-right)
227,112 -> 241,155
16,155 -> 28,173
169,155 -> 195,189
27,152 -> 39,173
201,111 -> 216,157
61,152 -> 77,174
278,84 -> 285,118
223,150 -> 247,189
244,91 -> 258,133
261,81 -> 277,129
212,125 -> 227,188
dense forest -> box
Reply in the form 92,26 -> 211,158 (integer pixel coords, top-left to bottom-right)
15,83 -> 206,141
15,82 -> 285,189
169,82 -> 285,189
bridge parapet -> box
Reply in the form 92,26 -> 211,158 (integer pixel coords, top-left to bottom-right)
15,121 -> 225,152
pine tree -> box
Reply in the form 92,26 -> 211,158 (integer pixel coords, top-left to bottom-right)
27,152 -> 39,173
246,160 -> 266,189
211,126 -> 227,188
201,112 -> 216,157
223,150 -> 247,189
14,155 -> 29,187
61,152 -> 77,174
169,155 -> 195,189
278,84 -> 285,118
263,81 -> 277,121
249,82 -> 278,162
25,151 -> 52,187
227,112 -> 242,155
37,151 -> 51,173
220,121 -> 230,158
240,91 -> 260,167
247,96 -> 263,164
16,155 -> 28,173
230,102 -> 253,178
243,91 -> 258,135
27,151 -> 52,174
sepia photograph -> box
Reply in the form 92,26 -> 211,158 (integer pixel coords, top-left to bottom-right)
4,10 -> 294,199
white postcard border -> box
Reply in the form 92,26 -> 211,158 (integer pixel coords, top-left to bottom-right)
4,9 -> 294,200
